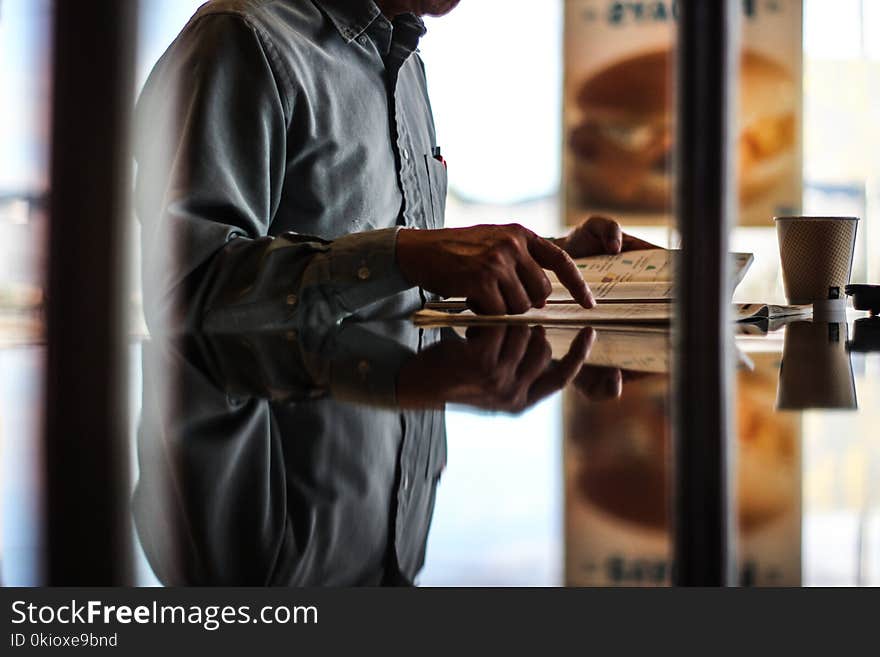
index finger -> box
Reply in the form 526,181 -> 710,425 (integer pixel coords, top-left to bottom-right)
527,236 -> 595,308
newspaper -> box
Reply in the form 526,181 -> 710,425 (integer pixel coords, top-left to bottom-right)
426,249 -> 754,308
413,301 -> 809,328
414,303 -> 673,326
415,248 -> 814,327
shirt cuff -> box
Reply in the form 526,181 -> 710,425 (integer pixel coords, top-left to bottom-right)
329,226 -> 413,313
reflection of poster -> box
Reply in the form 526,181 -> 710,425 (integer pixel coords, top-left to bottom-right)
563,0 -> 803,227
564,375 -> 672,586
737,352 -> 802,586
564,351 -> 802,586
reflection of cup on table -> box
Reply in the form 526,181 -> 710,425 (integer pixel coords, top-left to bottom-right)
776,321 -> 857,411
775,216 -> 858,314
847,316 -> 880,353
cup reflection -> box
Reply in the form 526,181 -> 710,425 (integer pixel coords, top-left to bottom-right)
776,320 -> 857,411
847,316 -> 880,353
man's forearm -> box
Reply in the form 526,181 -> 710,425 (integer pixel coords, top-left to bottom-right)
149,228 -> 416,333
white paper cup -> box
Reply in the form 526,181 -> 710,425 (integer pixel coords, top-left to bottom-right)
775,216 -> 859,306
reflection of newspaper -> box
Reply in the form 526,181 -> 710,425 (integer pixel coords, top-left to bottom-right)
736,318 -> 793,338
546,327 -> 670,373
446,324 -> 669,372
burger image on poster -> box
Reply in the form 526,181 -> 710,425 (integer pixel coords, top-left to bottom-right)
566,49 -> 797,214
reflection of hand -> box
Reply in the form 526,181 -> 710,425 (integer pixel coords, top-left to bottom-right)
573,365 -> 622,401
558,215 -> 661,259
397,325 -> 595,413
573,367 -> 659,402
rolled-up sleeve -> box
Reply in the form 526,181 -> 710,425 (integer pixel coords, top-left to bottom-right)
134,13 -> 413,334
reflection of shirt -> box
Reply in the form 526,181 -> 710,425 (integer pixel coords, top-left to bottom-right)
135,0 -> 447,332
134,323 -> 447,586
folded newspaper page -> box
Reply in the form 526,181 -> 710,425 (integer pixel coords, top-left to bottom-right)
426,249 -> 754,308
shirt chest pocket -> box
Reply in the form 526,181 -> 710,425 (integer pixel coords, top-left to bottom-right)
422,154 -> 448,229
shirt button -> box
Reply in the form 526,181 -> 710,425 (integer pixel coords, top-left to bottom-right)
402,148 -> 410,160
402,474 -> 410,491
286,294 -> 298,306
358,36 -> 367,46
357,266 -> 371,280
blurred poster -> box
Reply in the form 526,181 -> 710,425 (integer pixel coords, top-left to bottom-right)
564,374 -> 672,586
564,352 -> 802,586
736,352 -> 802,586
563,0 -> 803,227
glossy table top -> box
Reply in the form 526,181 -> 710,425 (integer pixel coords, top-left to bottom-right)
1,312 -> 879,586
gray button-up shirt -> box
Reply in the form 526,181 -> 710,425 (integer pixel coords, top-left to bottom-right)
135,0 -> 447,332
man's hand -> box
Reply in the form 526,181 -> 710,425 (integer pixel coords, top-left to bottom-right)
396,224 -> 593,314
397,325 -> 594,413
558,215 -> 661,259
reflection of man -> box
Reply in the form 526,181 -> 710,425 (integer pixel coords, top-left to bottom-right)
134,325 -> 448,586
134,320 -> 611,585
135,0 -> 652,331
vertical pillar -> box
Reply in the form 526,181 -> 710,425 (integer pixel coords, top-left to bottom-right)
44,0 -> 138,584
673,0 -> 739,586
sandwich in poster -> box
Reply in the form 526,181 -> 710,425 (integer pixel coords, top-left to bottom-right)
563,0 -> 803,227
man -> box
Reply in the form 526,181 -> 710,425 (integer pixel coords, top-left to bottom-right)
135,0 -> 650,332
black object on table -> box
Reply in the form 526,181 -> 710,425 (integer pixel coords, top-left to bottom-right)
846,284 -> 880,316
847,317 -> 880,353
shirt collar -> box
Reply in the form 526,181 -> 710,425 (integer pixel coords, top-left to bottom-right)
312,0 -> 426,45
312,0 -> 382,43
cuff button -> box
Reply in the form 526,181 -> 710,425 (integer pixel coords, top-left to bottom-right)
357,266 -> 371,280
